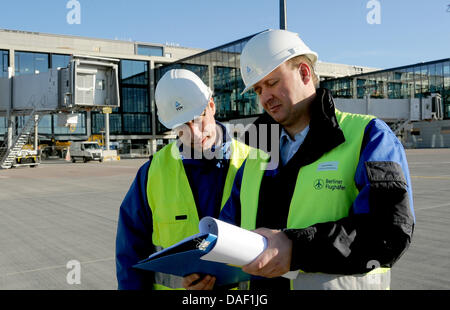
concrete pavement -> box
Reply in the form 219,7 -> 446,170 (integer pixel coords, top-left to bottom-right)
0,149 -> 449,290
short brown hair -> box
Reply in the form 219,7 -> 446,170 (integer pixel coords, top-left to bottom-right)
287,55 -> 319,88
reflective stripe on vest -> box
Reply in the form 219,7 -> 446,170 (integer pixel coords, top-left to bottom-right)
240,110 -> 390,289
290,268 -> 390,290
147,139 -> 251,289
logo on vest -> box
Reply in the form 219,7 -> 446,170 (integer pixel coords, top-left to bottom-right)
314,178 -> 346,191
313,179 -> 324,190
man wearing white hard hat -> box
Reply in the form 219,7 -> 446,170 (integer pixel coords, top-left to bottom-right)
115,69 -> 251,290
215,29 -> 415,290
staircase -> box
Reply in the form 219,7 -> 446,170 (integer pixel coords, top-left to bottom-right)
389,119 -> 412,146
0,109 -> 39,169
392,119 -> 411,135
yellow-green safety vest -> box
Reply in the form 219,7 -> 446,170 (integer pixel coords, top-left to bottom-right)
240,109 -> 391,290
147,139 -> 251,289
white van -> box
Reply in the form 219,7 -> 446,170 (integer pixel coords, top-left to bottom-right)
69,141 -> 103,163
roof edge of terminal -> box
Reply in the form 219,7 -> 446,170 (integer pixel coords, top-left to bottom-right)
324,57 -> 450,81
163,30 -> 268,65
0,28 -> 204,51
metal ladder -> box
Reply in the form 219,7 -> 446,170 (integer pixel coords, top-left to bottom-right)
0,109 -> 39,169
392,119 -> 411,135
391,119 -> 412,146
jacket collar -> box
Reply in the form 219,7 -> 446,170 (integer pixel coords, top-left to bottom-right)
288,88 -> 345,168
307,88 -> 345,154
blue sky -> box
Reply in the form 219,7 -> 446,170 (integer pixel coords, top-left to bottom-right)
0,0 -> 449,69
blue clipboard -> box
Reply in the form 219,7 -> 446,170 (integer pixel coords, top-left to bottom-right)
133,232 -> 255,286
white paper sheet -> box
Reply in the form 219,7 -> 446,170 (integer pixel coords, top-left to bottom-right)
198,217 -> 298,280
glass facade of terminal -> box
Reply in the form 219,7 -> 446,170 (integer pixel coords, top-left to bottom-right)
321,58 -> 450,118
4,30 -> 447,147
156,33 -> 263,133
92,59 -> 151,135
3,33 -> 265,142
0,50 -> 8,135
2,52 -> 153,139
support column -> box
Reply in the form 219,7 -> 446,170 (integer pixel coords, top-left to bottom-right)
149,60 -> 156,138
366,94 -> 371,115
86,111 -> 92,138
104,111 -> 110,150
150,139 -> 157,156
7,49 -> 15,149
352,78 -> 357,99
8,115 -> 13,149
383,81 -> 388,99
34,114 -> 38,151
149,60 -> 157,155
208,64 -> 214,93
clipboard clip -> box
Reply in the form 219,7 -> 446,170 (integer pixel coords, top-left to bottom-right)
195,238 -> 211,251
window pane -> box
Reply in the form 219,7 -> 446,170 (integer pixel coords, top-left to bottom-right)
92,113 -> 122,135
51,54 -> 70,69
118,59 -> 151,134
444,61 -> 450,89
444,62 -> 450,118
53,113 -> 86,134
0,50 -> 8,78
430,64 -> 437,93
122,87 -> 149,113
0,117 -> 6,135
38,115 -> 52,135
123,113 -> 150,134
15,52 -> 49,76
137,45 -> 163,57
435,62 -> 444,91
121,60 -> 148,85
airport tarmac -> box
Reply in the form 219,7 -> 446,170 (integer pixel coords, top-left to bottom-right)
0,149 -> 449,290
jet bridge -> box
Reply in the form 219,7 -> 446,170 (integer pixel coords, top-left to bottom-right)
0,55 -> 120,113
0,55 -> 120,169
333,94 -> 443,144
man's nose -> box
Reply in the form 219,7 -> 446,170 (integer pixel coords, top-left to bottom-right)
260,88 -> 273,106
187,121 -> 203,139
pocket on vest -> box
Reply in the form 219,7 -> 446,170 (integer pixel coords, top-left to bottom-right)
155,216 -> 194,247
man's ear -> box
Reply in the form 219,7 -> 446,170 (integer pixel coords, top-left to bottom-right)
209,98 -> 216,116
299,63 -> 312,85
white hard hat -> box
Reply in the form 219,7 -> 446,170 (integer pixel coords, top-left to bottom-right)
155,69 -> 212,129
240,29 -> 318,94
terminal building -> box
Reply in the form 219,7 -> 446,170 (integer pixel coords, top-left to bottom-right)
1,28 -> 449,157
321,58 -> 450,114
321,58 -> 450,148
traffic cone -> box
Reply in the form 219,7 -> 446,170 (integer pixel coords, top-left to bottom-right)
65,148 -> 71,161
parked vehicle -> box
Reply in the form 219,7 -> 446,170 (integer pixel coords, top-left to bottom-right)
15,144 -> 40,168
69,141 -> 103,163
